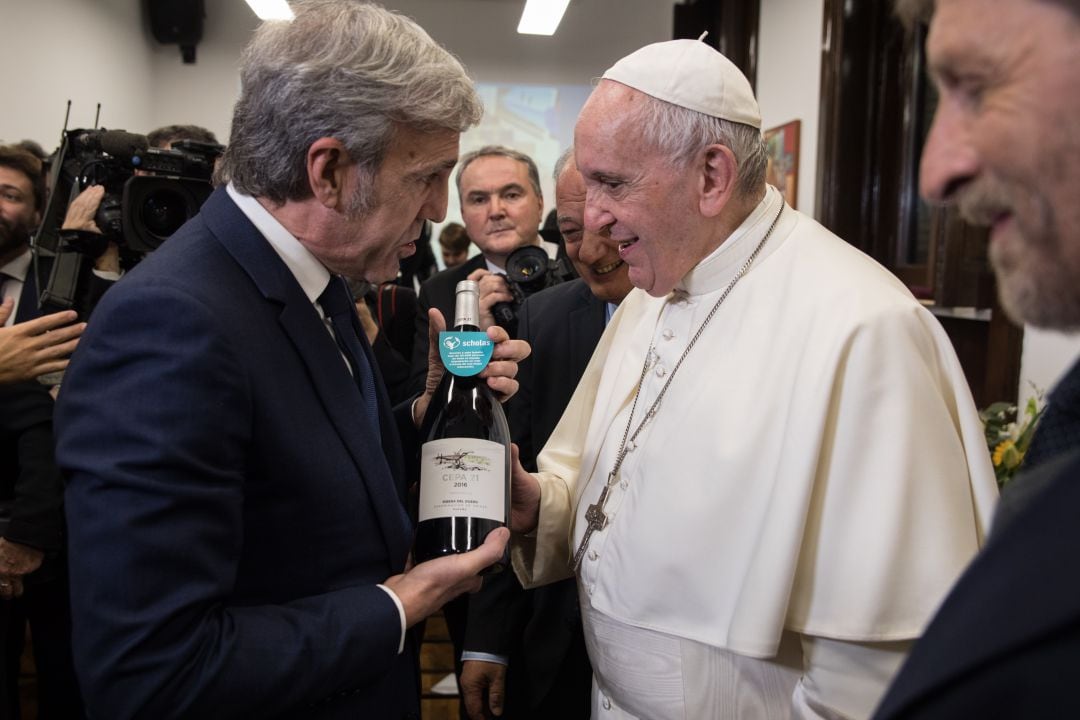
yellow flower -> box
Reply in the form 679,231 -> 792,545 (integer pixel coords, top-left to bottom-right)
993,439 -> 1023,470
992,439 -> 1011,467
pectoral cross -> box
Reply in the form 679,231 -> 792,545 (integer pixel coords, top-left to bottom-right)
571,473 -> 615,571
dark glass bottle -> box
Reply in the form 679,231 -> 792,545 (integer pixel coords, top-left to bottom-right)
413,280 -> 510,572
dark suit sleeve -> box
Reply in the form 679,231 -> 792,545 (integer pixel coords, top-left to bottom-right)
81,271 -> 116,319
0,382 -> 64,551
506,296 -> 538,472
463,565 -> 529,656
367,286 -> 418,406
370,330 -> 412,406
55,283 -> 405,719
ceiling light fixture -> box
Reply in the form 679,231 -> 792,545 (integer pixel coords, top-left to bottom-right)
517,0 -> 571,36
244,0 -> 294,21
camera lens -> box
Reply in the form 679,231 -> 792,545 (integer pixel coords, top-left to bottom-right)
505,245 -> 550,289
140,188 -> 189,240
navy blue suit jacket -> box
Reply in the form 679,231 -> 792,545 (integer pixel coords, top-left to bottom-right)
55,188 -> 422,719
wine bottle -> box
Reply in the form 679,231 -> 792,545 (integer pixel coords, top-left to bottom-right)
413,280 -> 510,572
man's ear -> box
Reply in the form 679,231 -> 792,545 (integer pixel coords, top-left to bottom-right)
307,138 -> 351,210
699,144 -> 738,218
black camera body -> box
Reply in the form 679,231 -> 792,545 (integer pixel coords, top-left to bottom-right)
491,244 -> 578,330
34,128 -> 221,316
64,130 -> 219,258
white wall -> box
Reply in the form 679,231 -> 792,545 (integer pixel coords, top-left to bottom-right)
147,0 -> 259,143
1019,329 -> 1080,406
757,0 -> 825,217
0,0 -> 156,147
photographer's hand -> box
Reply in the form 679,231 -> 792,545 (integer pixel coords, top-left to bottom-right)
466,268 -> 514,331
61,185 -> 121,275
61,185 -> 105,234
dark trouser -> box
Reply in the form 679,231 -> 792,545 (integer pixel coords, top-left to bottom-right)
1,559 -> 84,720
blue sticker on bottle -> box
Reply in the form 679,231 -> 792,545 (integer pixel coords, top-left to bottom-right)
439,331 -> 494,376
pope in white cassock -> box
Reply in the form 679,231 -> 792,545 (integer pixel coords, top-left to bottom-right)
507,39 -> 999,719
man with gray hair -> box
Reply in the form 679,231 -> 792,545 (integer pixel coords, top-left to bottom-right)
53,2 -> 526,718
508,40 -> 998,717
871,1 -> 1080,717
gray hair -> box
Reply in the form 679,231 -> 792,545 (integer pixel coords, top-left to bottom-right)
218,0 -> 483,204
455,145 -> 543,200
629,94 -> 767,199
553,147 -> 575,182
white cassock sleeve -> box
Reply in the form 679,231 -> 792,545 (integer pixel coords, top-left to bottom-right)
511,298 -> 623,588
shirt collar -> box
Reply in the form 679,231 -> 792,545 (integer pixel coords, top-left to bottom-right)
676,185 -> 785,297
0,247 -> 32,283
227,182 -> 331,303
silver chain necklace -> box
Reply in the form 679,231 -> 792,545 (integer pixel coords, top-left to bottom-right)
571,201 -> 785,571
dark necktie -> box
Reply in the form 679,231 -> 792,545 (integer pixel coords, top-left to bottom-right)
318,275 -> 380,428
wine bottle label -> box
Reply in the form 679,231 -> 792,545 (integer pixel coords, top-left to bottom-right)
418,438 -> 506,522
438,331 -> 494,377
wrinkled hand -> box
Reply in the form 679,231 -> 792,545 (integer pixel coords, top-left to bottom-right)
383,527 -> 509,628
461,660 -> 507,719
0,300 -> 85,384
0,538 -> 44,600
61,184 -> 105,233
510,444 -> 541,535
412,309 -> 530,427
465,269 -> 514,331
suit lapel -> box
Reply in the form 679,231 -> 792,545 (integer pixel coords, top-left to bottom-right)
567,282 -> 606,379
201,188 -> 412,569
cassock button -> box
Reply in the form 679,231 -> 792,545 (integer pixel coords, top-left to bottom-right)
588,549 -> 598,561
654,365 -> 666,377
619,479 -> 628,490
662,328 -> 674,340
602,696 -> 612,710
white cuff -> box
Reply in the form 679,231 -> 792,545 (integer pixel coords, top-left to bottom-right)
376,583 -> 407,654
461,651 -> 509,666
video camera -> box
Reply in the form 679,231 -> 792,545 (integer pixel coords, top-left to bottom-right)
491,244 -> 577,330
33,128 -> 221,316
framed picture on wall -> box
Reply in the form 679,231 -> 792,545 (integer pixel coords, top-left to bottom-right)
763,119 -> 800,207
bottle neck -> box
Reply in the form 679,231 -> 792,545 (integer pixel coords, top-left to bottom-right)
453,289 -> 481,330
